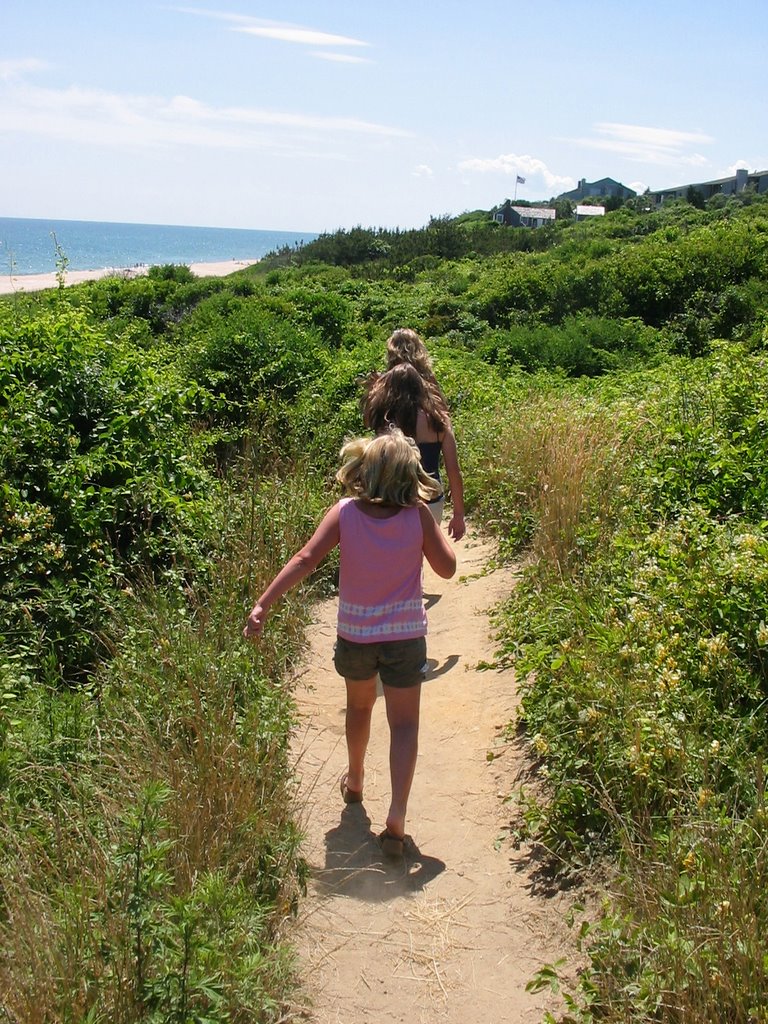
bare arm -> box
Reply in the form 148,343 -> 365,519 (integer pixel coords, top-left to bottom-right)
441,428 -> 466,541
418,504 -> 456,579
243,503 -> 341,639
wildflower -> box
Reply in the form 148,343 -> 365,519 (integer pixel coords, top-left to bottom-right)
709,740 -> 720,755
738,533 -> 759,551
682,849 -> 696,872
577,707 -> 599,724
532,733 -> 549,756
757,621 -> 768,647
707,635 -> 729,658
658,667 -> 681,691
627,608 -> 649,629
699,634 -> 730,673
698,788 -> 714,809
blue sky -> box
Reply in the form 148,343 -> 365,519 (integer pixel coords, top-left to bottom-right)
2,1 -> 767,233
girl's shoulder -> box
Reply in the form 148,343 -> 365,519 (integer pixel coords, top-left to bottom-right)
415,407 -> 443,443
347,498 -> 404,521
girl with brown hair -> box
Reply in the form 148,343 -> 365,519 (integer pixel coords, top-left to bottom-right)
364,361 -> 466,541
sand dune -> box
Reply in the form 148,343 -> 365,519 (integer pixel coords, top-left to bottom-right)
0,259 -> 260,296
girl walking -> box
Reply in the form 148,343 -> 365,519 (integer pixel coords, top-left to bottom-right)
243,428 -> 456,855
364,362 -> 466,541
385,327 -> 443,395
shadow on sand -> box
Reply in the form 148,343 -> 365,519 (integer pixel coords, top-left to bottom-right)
424,654 -> 459,682
312,804 -> 446,902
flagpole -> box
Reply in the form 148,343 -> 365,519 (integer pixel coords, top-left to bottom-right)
514,174 -> 526,201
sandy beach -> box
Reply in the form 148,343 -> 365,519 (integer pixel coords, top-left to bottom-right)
0,259 -> 260,296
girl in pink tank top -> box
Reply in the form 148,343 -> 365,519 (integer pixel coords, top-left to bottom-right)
244,428 -> 456,857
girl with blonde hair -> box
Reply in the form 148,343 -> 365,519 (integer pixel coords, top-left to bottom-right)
244,428 -> 456,856
386,327 -> 440,388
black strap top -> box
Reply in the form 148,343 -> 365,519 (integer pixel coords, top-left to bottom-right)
418,440 -> 443,501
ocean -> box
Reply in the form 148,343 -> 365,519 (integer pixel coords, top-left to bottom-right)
0,217 -> 319,277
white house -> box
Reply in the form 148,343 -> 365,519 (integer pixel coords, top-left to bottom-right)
575,205 -> 605,220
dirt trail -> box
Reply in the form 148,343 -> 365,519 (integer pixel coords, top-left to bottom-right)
289,527 -> 579,1023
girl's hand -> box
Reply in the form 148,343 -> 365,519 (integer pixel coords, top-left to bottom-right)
448,514 -> 466,541
243,603 -> 266,640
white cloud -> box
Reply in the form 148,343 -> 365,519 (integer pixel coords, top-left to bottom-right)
0,58 -> 49,81
569,122 -> 715,167
311,52 -> 372,64
457,153 -> 575,192
412,164 -> 434,178
175,8 -> 369,50
0,80 -> 411,151
597,123 -> 713,148
235,23 -> 368,48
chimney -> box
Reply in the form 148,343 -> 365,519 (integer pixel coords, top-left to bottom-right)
736,167 -> 748,191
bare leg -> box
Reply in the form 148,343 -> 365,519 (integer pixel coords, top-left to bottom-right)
344,676 -> 377,794
382,683 -> 422,840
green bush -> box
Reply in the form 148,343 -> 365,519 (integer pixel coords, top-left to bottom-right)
0,304 -> 217,682
180,297 -> 331,424
477,315 -> 663,376
483,346 -> 768,1021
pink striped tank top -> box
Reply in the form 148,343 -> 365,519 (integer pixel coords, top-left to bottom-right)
336,497 -> 426,643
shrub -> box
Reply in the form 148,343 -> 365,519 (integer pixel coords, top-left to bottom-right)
181,299 -> 331,425
0,304 -> 217,682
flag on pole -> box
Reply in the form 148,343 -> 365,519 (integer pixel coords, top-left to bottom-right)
516,175 -> 526,184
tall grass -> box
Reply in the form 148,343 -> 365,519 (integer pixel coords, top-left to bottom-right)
0,461 -> 332,1024
463,386 -> 636,574
473,349 -> 768,1022
593,808 -> 768,1021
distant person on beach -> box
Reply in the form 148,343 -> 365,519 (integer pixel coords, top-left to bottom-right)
364,361 -> 466,541
243,428 -> 456,857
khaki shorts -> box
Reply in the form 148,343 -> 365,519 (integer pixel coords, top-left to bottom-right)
426,496 -> 445,524
334,635 -> 427,689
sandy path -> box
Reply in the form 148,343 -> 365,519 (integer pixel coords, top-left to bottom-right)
289,527 -> 578,1023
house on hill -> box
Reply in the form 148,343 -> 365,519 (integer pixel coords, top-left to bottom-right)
492,202 -> 556,228
649,167 -> 768,206
576,204 -> 605,220
558,177 -> 636,202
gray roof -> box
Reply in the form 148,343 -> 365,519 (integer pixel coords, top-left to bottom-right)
512,205 -> 556,220
650,168 -> 768,195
